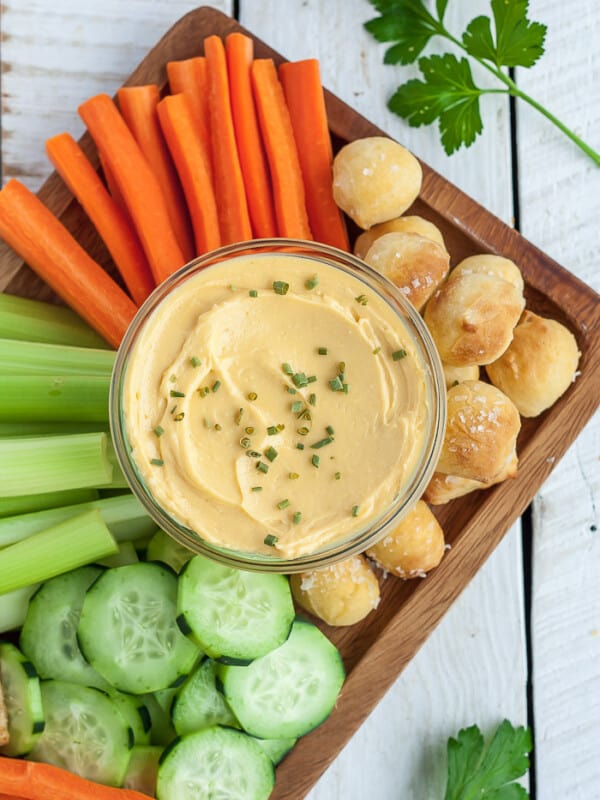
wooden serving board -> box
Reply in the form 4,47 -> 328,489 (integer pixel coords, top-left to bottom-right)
1,7 -> 599,799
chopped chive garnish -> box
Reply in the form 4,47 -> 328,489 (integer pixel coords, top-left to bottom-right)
199,386 -> 210,397
343,383 -> 349,393
339,362 -> 346,373
249,289 -> 258,297
329,376 -> 343,392
169,374 -> 177,383
355,294 -> 368,305
311,454 -> 320,468
452,379 -> 460,387
277,499 -> 290,510
335,471 -> 342,480
273,281 -> 289,295
150,458 -> 164,466
326,425 -> 335,436
214,424 -> 222,431
204,418 -> 212,429
247,392 -> 258,401
292,372 -> 308,388
392,349 -> 407,361
190,356 -> 202,367
352,505 -> 360,516
311,436 -> 334,449
251,486 -> 263,492
291,401 -> 303,413
257,461 -> 269,474
296,443 -> 305,450
235,408 -> 244,425
297,427 -> 309,436
153,426 -> 164,437
173,412 -> 185,422
296,408 -> 311,420
282,363 -> 294,375
264,446 -> 278,462
372,346 -> 381,355
247,450 -> 262,458
212,381 -> 221,393
170,390 -> 185,397
228,284 -> 237,291
245,426 -> 255,435
307,375 -> 317,383
287,387 -> 297,394
305,274 -> 319,290
170,405 -> 178,414
309,393 -> 317,406
317,347 -> 328,355
289,472 -> 299,480
276,424 -> 285,432
240,437 -> 251,449
264,534 -> 278,546
267,426 -> 278,436
293,512 -> 302,524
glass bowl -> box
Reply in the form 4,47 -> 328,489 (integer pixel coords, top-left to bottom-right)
110,239 -> 446,573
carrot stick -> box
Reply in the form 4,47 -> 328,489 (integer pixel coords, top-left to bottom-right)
117,85 -> 195,263
0,756 -> 151,799
98,151 -> 126,210
226,33 -> 277,239
166,57 -> 213,182
279,59 -> 349,251
78,94 -> 185,284
203,35 -> 252,245
157,93 -> 221,256
0,180 -> 137,349
250,59 -> 312,240
46,133 -> 155,305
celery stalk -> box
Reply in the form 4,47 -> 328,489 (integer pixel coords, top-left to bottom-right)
0,422 -> 108,437
0,293 -> 109,349
0,375 -> 110,422
0,493 -> 156,547
0,338 -> 115,375
0,488 -> 98,518
97,540 -> 139,567
0,583 -> 40,633
0,432 -> 112,496
0,509 -> 118,594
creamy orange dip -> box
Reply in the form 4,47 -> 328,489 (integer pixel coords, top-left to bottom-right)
122,254 -> 430,559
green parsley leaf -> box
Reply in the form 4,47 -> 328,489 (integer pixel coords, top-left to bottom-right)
444,720 -> 531,800
463,0 -> 546,68
436,0 -> 449,23
364,0 -> 441,65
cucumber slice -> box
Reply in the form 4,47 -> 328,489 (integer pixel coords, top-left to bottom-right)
19,565 -> 109,689
172,658 -> 238,736
124,744 -> 162,795
143,692 -> 177,746
219,619 -> 345,739
177,555 -> 294,661
147,529 -> 194,573
29,680 -> 131,786
110,690 -> 152,745
0,642 -> 44,756
78,562 -> 200,694
253,735 -> 297,764
157,726 -> 274,800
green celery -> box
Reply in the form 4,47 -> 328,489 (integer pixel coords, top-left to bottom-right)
0,583 -> 41,633
0,487 -> 98,519
0,432 -> 112,497
0,293 -> 109,348
0,375 -> 110,422
97,540 -> 139,568
0,422 -> 108,437
0,509 -> 118,594
0,493 -> 156,548
0,338 -> 115,376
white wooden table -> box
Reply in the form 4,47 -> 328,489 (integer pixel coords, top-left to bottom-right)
2,2 -> 598,797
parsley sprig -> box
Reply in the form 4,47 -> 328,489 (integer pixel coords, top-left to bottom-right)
365,0 -> 599,164
444,720 -> 532,800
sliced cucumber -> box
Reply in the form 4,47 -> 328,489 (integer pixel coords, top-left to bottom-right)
123,744 -> 162,795
253,735 -> 297,764
143,692 -> 177,746
177,555 -> 294,661
110,690 -> 152,745
0,642 -> 44,756
29,680 -> 131,786
219,619 -> 345,739
147,529 -> 194,573
172,658 -> 238,736
19,565 -> 109,690
78,562 -> 200,694
156,726 -> 274,800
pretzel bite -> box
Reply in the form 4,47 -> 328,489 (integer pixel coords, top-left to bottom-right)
290,555 -> 380,627
451,254 -> 524,293
442,362 -> 480,390
354,215 -> 446,260
424,452 -> 517,504
366,500 -> 445,578
424,271 -> 525,366
436,380 -> 521,484
332,137 -> 422,229
364,232 -> 450,311
486,310 -> 580,417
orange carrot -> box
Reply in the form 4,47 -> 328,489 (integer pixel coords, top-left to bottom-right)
117,85 -> 195,263
0,756 -> 151,799
226,33 -> 277,239
250,59 -> 312,240
0,180 -> 137,348
166,57 -> 213,181
279,59 -> 349,251
204,35 -> 253,245
46,133 -> 155,305
98,150 -> 126,209
157,93 -> 221,256
79,94 -> 185,284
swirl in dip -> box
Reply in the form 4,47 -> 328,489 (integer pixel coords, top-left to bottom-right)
122,253 -> 430,559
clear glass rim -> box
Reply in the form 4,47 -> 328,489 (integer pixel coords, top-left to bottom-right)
110,239 -> 446,573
